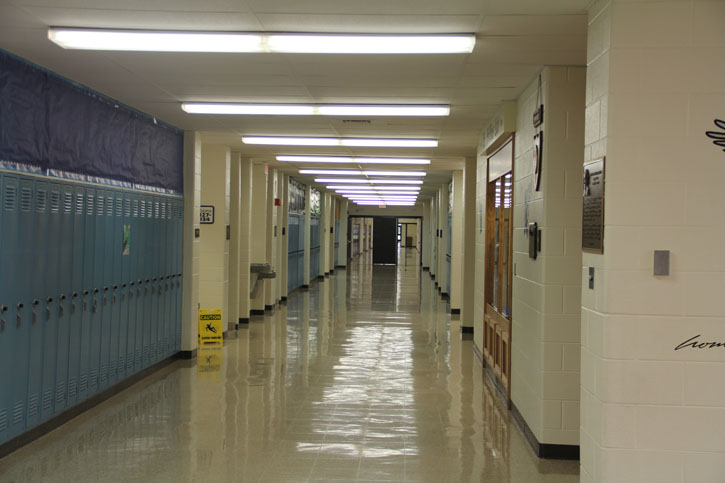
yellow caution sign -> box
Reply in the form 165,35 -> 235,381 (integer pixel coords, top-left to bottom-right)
198,308 -> 223,345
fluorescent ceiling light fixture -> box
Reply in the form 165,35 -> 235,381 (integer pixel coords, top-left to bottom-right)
243,136 -> 437,148
277,156 -> 430,165
266,34 -> 475,54
314,178 -> 423,184
300,169 -> 425,177
345,195 -> 417,199
355,201 -> 416,206
48,28 -> 475,54
326,185 -> 420,191
184,103 -> 448,117
335,190 -> 420,195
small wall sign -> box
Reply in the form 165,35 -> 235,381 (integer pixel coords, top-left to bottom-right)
200,205 -> 214,224
582,157 -> 605,253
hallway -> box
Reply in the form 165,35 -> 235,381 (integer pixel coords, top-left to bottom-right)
0,250 -> 577,482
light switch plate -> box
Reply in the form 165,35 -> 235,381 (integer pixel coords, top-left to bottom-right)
654,250 -> 670,276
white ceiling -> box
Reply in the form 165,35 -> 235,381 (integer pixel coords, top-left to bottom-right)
0,0 -> 589,197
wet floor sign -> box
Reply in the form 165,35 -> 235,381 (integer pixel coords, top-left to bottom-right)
199,309 -> 223,345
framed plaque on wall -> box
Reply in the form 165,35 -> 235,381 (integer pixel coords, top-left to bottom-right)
582,157 -> 605,253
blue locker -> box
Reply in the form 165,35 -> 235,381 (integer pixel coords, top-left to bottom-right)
98,193 -> 114,389
67,186 -> 86,406
118,194 -> 132,379
174,199 -> 183,350
11,178 -> 35,437
298,216 -> 305,288
109,192 -> 124,384
162,199 -> 172,357
139,196 -> 151,369
54,184 -> 75,414
39,184 -> 62,422
129,195 -> 142,373
0,174 -> 16,444
151,198 -> 161,363
87,191 -> 106,395
27,181 -> 50,427
78,187 -> 96,401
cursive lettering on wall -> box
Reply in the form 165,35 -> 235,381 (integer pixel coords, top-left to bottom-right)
705,119 -> 725,152
675,334 -> 725,351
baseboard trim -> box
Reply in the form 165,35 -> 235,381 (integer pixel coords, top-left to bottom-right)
250,309 -> 265,316
0,353 -> 180,459
335,265 -> 346,269
316,275 -> 325,280
281,296 -> 287,302
460,325 -> 473,333
510,402 -> 580,460
264,304 -> 275,311
239,317 -> 249,325
422,266 -> 429,271
178,349 -> 197,360
451,308 -> 461,315
301,284 -> 309,289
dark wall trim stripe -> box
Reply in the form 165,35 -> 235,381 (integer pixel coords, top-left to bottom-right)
510,402 -> 580,460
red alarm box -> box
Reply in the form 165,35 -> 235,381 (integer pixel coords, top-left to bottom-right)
274,198 -> 281,206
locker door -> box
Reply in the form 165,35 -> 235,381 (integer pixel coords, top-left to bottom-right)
54,184 -> 75,414
39,185 -> 62,422
87,191 -> 106,395
12,178 -> 35,436
151,198 -> 161,363
174,199 -> 183,350
161,200 -> 171,357
138,196 -> 149,370
109,192 -> 124,384
118,194 -> 131,379
98,192 -> 114,389
67,186 -> 86,405
0,174 -> 16,444
78,187 -> 96,401
129,195 -> 142,373
27,181 -> 49,428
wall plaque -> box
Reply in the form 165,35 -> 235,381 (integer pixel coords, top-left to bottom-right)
200,205 -> 215,224
582,157 -> 605,253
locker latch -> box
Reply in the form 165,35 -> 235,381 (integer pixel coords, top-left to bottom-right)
92,289 -> 98,313
16,302 -> 23,328
0,305 -> 6,333
72,292 -> 78,314
103,287 -> 109,305
112,285 -> 118,303
59,294 -> 66,317
31,299 -> 40,324
83,290 -> 89,311
46,297 -> 53,321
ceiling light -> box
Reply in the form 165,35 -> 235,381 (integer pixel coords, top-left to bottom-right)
300,169 -> 425,177
362,171 -> 426,177
266,34 -> 475,54
277,156 -> 430,165
335,190 -> 420,195
314,178 -> 423,184
48,29 -> 475,54
244,136 -> 436,147
355,201 -> 416,206
326,185 -> 420,191
184,103 -> 448,116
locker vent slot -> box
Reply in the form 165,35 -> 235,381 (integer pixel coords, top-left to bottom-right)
135,349 -> 142,366
86,195 -> 94,215
140,200 -> 145,218
106,196 -> 114,216
125,199 -> 131,217
55,383 -> 66,404
97,195 -> 104,216
118,356 -> 125,372
4,184 -> 16,210
13,401 -> 24,424
76,193 -> 84,214
100,364 -> 108,382
89,369 -> 98,387
0,409 -> 7,432
133,200 -> 139,217
42,390 -> 52,411
116,198 -> 123,217
109,360 -> 116,377
155,201 -> 160,219
36,189 -> 47,212
161,202 -> 166,219
147,201 -> 153,218
79,374 -> 88,392
28,394 -> 38,417
126,356 -> 134,370
20,187 -> 32,212
64,192 -> 73,213
68,378 -> 77,398
51,191 -> 61,213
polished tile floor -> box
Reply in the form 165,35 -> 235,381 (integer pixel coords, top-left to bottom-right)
0,248 -> 578,482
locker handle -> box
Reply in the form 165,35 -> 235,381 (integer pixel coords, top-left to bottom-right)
113,285 -> 118,290
47,297 -> 53,304
17,302 -> 24,310
1,305 -> 7,313
83,290 -> 89,296
60,294 -> 67,301
152,277 -> 157,281
93,288 -> 99,294
122,284 -> 127,288
145,279 -> 150,283
104,287 -> 109,292
130,282 -> 134,286
73,292 -> 78,298
32,299 -> 39,307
